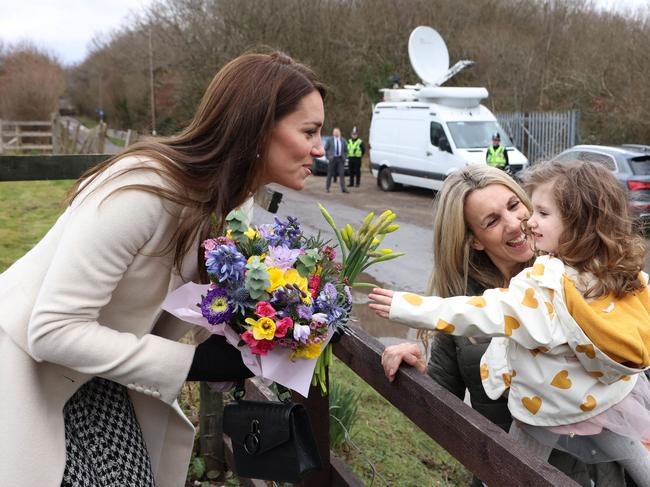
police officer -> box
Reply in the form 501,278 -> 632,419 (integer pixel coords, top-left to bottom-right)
347,127 -> 365,187
486,132 -> 509,171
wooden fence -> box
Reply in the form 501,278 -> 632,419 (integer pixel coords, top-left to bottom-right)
0,119 -> 54,153
0,154 -> 580,486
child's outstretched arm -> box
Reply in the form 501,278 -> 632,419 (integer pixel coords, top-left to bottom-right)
368,277 -> 560,351
368,288 -> 395,319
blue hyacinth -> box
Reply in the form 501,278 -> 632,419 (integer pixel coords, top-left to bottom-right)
267,216 -> 302,248
205,244 -> 247,284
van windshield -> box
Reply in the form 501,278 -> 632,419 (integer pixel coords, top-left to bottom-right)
446,122 -> 514,149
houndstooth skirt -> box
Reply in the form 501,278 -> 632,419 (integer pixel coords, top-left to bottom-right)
61,377 -> 156,487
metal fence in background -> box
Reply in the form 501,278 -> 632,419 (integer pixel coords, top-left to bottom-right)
497,110 -> 579,163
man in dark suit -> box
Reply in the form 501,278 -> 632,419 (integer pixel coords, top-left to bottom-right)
325,127 -> 348,193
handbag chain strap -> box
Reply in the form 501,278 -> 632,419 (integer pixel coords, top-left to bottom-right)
233,380 -> 292,403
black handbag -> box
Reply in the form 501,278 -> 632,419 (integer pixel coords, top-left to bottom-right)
223,388 -> 322,483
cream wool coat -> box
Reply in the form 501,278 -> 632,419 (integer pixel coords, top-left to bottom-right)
390,255 -> 650,427
0,156 -> 242,487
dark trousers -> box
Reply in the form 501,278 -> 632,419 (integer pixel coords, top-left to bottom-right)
326,156 -> 346,192
348,157 -> 361,186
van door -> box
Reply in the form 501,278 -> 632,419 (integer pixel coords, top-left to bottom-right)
428,121 -> 462,189
392,115 -> 437,190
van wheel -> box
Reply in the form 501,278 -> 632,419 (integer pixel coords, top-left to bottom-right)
378,168 -> 396,191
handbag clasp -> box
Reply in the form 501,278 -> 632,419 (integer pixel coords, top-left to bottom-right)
244,418 -> 261,454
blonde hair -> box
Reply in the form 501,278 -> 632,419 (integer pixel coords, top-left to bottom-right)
427,165 -> 532,297
522,160 -> 645,299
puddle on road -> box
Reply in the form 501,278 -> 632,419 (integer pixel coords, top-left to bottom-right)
347,272 -> 409,340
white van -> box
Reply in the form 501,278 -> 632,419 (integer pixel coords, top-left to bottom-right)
369,27 -> 528,191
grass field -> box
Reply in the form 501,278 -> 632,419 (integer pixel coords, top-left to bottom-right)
0,179 -> 471,486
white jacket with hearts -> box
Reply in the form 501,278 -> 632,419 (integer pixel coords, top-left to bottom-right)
389,255 -> 650,426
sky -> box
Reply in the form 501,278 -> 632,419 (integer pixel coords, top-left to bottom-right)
0,0 -> 155,66
0,0 -> 648,67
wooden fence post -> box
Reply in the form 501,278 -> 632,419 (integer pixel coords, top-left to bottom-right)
51,114 -> 61,154
199,383 -> 226,478
292,370 -> 331,486
96,122 -> 107,153
125,129 -> 137,147
0,119 -> 3,154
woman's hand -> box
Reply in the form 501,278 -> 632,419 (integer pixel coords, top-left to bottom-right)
381,342 -> 426,382
368,287 -> 395,319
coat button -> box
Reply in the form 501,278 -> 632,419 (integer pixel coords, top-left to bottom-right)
135,386 -> 144,393
127,383 -> 136,390
144,389 -> 153,396
152,391 -> 161,399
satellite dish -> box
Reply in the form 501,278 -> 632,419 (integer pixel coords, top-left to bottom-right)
408,26 -> 449,86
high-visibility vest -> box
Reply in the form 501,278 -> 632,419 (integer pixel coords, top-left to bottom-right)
347,138 -> 363,158
487,145 -> 506,168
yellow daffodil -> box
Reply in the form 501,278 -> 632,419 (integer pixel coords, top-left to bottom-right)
266,267 -> 286,292
244,227 -> 258,239
291,342 -> 322,360
245,317 -> 276,340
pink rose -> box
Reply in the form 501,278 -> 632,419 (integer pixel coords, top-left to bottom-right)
241,331 -> 275,356
274,317 -> 293,338
255,301 -> 277,318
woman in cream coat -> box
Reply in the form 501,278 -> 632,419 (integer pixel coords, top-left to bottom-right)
0,51 -> 327,487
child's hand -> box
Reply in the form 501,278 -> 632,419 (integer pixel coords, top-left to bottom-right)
368,288 -> 395,319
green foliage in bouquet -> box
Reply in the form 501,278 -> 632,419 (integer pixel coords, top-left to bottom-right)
244,256 -> 270,301
318,205 -> 405,286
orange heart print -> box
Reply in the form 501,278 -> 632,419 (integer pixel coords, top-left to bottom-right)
504,316 -> 520,336
403,293 -> 423,306
522,288 -> 539,308
522,396 -> 542,414
580,395 -> 597,412
551,370 -> 572,389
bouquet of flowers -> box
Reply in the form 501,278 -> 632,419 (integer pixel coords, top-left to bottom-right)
162,204 -> 403,396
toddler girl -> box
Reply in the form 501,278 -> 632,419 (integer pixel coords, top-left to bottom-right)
369,160 -> 650,484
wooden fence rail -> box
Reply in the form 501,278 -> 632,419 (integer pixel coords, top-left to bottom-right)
0,154 -> 580,486
0,119 -> 54,153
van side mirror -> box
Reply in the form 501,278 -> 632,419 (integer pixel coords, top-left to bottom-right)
439,135 -> 452,153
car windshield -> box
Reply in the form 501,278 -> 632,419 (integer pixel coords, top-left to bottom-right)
446,122 -> 514,149
629,156 -> 650,175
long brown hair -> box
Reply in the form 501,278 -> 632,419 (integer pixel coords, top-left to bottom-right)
66,52 -> 326,278
428,165 -> 532,297
522,160 -> 645,298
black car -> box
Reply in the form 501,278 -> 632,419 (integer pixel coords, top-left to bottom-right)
550,144 -> 650,222
311,135 -> 349,175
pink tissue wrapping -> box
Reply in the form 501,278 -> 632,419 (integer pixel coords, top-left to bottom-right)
161,281 -> 331,397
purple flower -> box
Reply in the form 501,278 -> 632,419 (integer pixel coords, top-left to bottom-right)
296,304 -> 313,320
264,246 -> 302,271
293,323 -> 311,343
270,286 -> 302,309
200,287 -> 233,325
343,285 -> 353,306
267,216 -> 302,248
257,224 -> 274,239
205,244 -> 246,283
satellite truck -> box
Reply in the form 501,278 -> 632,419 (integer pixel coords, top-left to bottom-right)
369,26 -> 528,191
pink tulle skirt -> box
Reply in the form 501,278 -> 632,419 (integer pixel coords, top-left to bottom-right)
520,372 -> 650,462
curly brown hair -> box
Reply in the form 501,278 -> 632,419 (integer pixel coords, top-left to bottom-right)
522,159 -> 646,299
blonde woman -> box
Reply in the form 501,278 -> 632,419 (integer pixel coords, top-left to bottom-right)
380,165 -> 627,486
